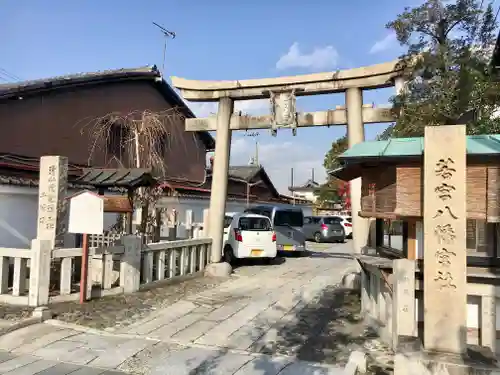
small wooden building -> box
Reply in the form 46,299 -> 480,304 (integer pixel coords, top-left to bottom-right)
332,135 -> 500,260
331,134 -> 500,354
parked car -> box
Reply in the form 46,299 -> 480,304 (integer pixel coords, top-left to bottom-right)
244,205 -> 306,254
222,212 -> 277,263
334,216 -> 352,238
303,216 -> 345,243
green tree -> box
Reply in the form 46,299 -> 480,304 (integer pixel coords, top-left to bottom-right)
315,136 -> 348,206
384,0 -> 500,138
323,135 -> 348,171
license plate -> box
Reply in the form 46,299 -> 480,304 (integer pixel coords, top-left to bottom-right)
283,245 -> 294,251
251,249 -> 263,256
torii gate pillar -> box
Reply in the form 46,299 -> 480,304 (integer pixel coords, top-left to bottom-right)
208,97 -> 233,263
346,87 -> 369,255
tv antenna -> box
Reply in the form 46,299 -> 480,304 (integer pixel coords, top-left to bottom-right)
152,22 -> 176,77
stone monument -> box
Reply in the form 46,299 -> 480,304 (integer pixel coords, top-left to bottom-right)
36,156 -> 69,248
423,125 -> 467,355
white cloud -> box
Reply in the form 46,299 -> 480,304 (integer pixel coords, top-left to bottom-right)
228,136 -> 326,194
369,33 -> 397,54
235,99 -> 269,115
276,42 -> 339,71
189,102 -> 218,117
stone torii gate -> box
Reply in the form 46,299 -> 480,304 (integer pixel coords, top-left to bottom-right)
171,60 -> 405,268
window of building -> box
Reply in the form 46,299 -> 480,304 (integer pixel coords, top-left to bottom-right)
378,219 -> 407,255
466,219 -> 499,257
382,219 -> 404,251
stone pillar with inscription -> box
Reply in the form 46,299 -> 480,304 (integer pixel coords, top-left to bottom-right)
36,156 -> 69,248
423,125 -> 467,354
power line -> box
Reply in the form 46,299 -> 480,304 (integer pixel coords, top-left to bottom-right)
0,68 -> 22,82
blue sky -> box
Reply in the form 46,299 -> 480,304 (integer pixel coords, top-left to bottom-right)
0,0 -> 443,192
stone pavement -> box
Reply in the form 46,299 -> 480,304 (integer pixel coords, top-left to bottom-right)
0,242 -> 360,374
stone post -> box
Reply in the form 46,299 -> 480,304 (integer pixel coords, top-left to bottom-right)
346,88 -> 368,255
120,235 -> 142,293
28,239 -> 51,307
202,208 -> 210,237
208,97 -> 233,263
185,209 -> 194,239
392,259 -> 416,349
423,125 -> 467,354
37,156 -> 69,248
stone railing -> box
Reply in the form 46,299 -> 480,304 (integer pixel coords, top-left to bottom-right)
0,236 -> 212,307
0,247 -> 33,305
358,255 -> 498,354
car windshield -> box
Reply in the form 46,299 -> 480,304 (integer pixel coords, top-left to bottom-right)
223,216 -> 233,228
323,217 -> 339,225
346,217 -> 352,223
273,210 -> 304,227
239,217 -> 272,231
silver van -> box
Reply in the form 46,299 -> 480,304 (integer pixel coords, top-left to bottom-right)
244,205 -> 306,253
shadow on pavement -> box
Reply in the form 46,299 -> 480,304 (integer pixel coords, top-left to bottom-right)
232,257 -> 287,270
306,251 -> 353,260
255,287 -> 372,364
185,287 -> 393,374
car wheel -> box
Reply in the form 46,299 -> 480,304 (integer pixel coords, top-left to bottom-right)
223,245 -> 235,264
314,232 -> 322,243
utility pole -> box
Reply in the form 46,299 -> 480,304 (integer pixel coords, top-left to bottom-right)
152,22 -> 176,77
244,131 -> 259,166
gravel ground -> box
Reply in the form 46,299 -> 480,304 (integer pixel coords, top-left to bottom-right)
0,276 -> 227,330
50,276 -> 228,330
0,305 -> 33,321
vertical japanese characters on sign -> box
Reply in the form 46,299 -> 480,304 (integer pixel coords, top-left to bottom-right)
433,158 -> 458,289
37,156 -> 69,248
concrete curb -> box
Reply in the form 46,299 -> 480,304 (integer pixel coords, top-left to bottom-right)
0,306 -> 54,337
0,317 -> 43,337
43,319 -> 161,342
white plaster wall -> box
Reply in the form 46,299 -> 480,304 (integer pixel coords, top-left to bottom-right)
156,197 -> 313,239
0,185 -> 119,249
293,191 -> 316,203
0,186 -> 38,248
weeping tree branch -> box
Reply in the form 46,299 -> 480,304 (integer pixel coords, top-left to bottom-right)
81,108 -> 186,236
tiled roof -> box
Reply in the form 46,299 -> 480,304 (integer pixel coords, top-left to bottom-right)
0,66 -> 215,150
0,66 -> 157,97
228,166 -> 261,181
74,168 -> 156,188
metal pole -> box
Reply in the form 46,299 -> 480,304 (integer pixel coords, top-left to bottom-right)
255,140 -> 259,166
246,183 -> 250,207
79,233 -> 89,304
